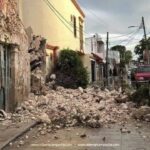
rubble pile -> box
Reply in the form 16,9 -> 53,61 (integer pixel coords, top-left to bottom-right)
132,106 -> 150,122
10,87 -> 137,127
29,36 -> 47,94
1,86 -> 150,131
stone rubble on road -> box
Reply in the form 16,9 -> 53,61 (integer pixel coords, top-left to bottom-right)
0,86 -> 150,135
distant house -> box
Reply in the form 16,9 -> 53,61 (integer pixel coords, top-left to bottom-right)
108,50 -> 120,68
0,0 -> 30,112
85,34 -> 105,82
19,0 -> 85,76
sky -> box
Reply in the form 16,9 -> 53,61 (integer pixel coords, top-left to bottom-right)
77,0 -> 150,55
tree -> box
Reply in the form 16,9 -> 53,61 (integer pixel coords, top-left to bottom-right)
134,37 -> 150,61
111,45 -> 126,60
55,49 -> 89,88
125,50 -> 132,64
111,45 -> 126,68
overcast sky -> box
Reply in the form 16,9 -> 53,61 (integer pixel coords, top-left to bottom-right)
77,0 -> 150,52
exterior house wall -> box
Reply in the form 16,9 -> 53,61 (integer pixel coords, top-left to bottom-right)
108,50 -> 120,70
19,0 -> 85,76
0,0 -> 30,112
85,34 -> 105,60
19,0 -> 85,52
80,54 -> 92,82
85,34 -> 105,82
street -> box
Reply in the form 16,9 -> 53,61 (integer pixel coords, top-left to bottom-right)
4,121 -> 150,150
1,1 -> 150,150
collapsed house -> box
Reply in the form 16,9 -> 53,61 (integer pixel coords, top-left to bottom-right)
0,0 -> 30,111
28,35 -> 59,94
29,36 -> 47,94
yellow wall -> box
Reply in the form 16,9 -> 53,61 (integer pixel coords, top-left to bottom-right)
81,54 -> 92,82
19,0 -> 85,51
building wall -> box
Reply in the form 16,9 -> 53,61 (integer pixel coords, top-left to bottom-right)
108,50 -> 120,69
19,0 -> 85,52
85,34 -> 105,82
0,0 -> 30,112
85,34 -> 105,60
80,54 -> 92,82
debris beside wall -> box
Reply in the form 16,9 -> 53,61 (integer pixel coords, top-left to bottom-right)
0,87 -> 136,126
1,87 -> 150,133
29,36 -> 47,94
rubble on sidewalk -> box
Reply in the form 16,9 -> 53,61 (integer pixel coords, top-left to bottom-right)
1,86 -> 149,132
0,110 -> 8,119
132,106 -> 150,121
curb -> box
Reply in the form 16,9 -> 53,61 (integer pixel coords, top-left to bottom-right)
0,121 -> 38,150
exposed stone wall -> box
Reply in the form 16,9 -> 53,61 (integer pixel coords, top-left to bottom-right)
0,0 -> 30,111
0,0 -> 28,48
29,36 -> 47,94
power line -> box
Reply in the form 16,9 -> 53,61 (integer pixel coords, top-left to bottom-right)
43,0 -> 91,47
109,30 -> 139,39
43,0 -> 73,33
44,0 -> 89,35
124,29 -> 141,46
78,1 -> 109,31
109,28 -> 141,46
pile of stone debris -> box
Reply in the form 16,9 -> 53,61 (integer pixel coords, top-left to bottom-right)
29,36 -> 47,94
1,86 -> 150,131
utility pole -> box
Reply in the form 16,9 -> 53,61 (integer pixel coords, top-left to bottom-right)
142,16 -> 147,40
106,32 -> 109,87
142,16 -> 149,64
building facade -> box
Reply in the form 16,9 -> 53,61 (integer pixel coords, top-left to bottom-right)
85,34 -> 105,82
108,50 -> 120,70
19,0 -> 85,76
0,0 -> 30,111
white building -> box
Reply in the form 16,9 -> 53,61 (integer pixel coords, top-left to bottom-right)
85,34 -> 105,82
108,50 -> 120,70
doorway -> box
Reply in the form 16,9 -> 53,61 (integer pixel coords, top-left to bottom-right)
91,60 -> 96,82
0,45 -> 11,110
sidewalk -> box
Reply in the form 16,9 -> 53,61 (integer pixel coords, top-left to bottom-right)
0,121 -> 37,150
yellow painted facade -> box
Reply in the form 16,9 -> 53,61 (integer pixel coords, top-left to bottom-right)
19,0 -> 85,52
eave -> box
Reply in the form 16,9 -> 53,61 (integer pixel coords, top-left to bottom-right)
71,0 -> 85,18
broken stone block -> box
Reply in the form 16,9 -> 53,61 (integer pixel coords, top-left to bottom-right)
87,119 -> 101,128
121,103 -> 128,109
132,106 -> 150,119
37,113 -> 51,124
50,74 -> 56,80
82,93 -> 89,99
37,96 -> 49,107
19,140 -> 25,146
0,109 -> 7,118
78,87 -> 84,93
144,114 -> 150,122
98,101 -> 105,110
115,95 -> 128,103
120,128 -> 131,134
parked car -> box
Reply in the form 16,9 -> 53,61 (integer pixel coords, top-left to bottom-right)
134,65 -> 150,88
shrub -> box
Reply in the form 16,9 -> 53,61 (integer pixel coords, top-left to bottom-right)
130,85 -> 150,106
55,49 -> 89,88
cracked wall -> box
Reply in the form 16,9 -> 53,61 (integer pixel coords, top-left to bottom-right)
0,0 -> 30,111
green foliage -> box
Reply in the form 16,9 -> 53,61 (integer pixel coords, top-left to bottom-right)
134,37 -> 150,61
125,50 -> 132,64
111,45 -> 132,66
131,86 -> 150,106
56,49 -> 89,88
111,45 -> 126,60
